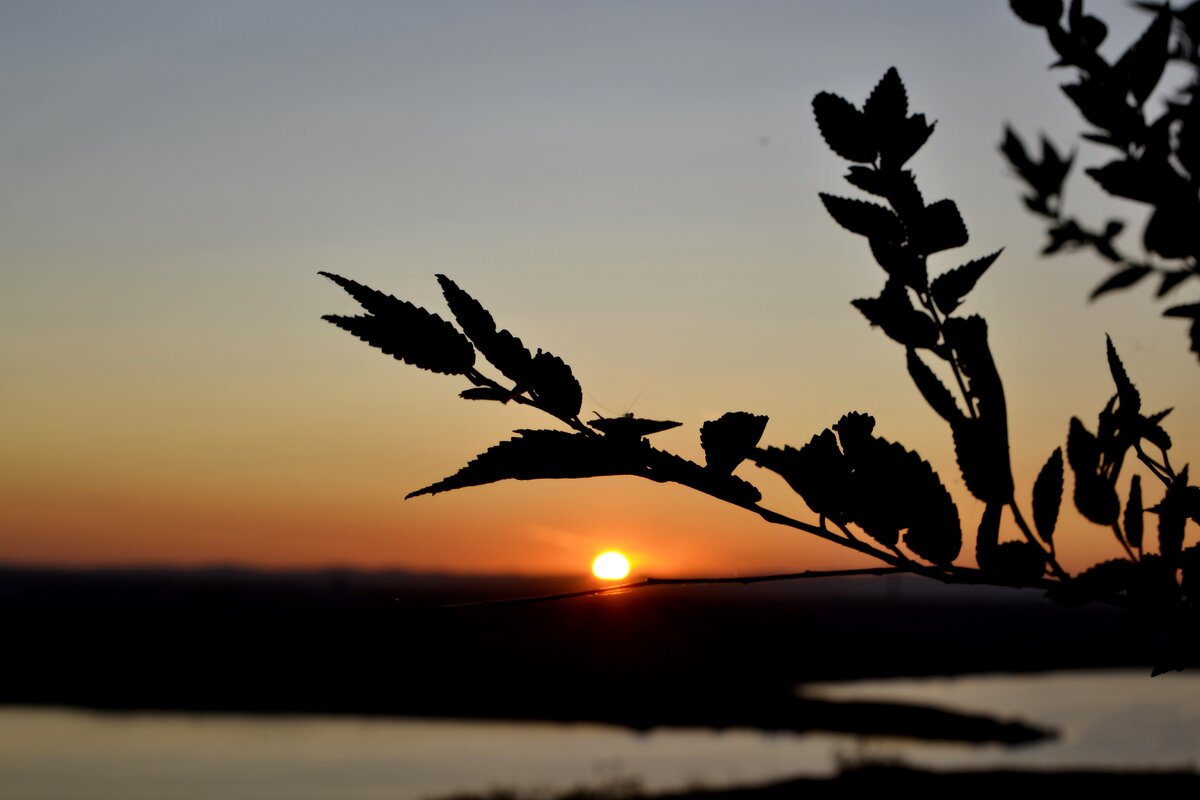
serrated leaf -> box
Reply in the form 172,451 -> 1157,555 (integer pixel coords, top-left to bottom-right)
812,92 -> 877,163
830,413 -> 961,563
852,280 -> 938,349
910,199 -> 969,255
943,316 -> 1014,503
1086,158 -> 1169,203
700,412 -> 769,474
1066,417 -> 1120,525
320,275 -> 477,375
322,271 -> 414,317
906,349 -> 962,423
407,430 -> 647,498
1032,447 -> 1064,545
754,430 -> 853,525
647,447 -> 762,505
436,275 -> 534,383
889,113 -> 935,168
589,414 -> 682,439
819,194 -> 904,242
864,67 -> 908,128
975,502 -> 1002,570
1152,468 -> 1191,559
844,166 -> 890,197
1105,336 -> 1141,417
525,350 -> 583,421
1125,474 -> 1144,550
931,249 -> 1003,315
1066,416 -> 1101,474
1075,474 -> 1121,526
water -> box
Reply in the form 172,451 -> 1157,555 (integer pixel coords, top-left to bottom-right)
1,671 -> 1197,799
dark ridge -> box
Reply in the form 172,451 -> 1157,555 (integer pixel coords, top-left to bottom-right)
0,564 -> 1145,741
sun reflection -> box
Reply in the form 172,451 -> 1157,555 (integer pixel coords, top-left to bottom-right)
591,551 -> 631,580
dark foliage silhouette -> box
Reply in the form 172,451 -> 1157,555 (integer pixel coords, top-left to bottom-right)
323,64 -> 1199,672
1006,0 -> 1200,361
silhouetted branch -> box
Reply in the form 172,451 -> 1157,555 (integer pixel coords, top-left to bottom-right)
443,567 -> 906,608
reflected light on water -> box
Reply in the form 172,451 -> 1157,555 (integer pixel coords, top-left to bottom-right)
1,671 -> 1197,799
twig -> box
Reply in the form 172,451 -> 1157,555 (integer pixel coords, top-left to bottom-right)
443,567 -> 906,608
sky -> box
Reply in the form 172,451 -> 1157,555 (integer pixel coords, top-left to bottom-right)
2,0 -> 1198,577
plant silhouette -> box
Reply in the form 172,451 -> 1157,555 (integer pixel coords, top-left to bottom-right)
1005,0 -> 1200,360
323,61 -> 1198,672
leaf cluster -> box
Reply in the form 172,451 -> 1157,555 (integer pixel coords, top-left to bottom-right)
816,68 -> 1199,645
1006,0 -> 1200,361
322,61 -> 1199,671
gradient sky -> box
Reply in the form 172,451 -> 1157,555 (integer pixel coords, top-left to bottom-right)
3,0 -> 1198,577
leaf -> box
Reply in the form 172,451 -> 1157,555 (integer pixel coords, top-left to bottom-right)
1032,448 -> 1064,546
864,67 -> 908,128
1089,265 -> 1152,299
1061,80 -> 1143,147
845,169 -> 925,223
831,413 -> 962,564
943,316 -> 1015,504
460,387 -> 514,402
852,280 -> 939,349
321,273 -> 476,376
407,430 -> 647,498
1105,335 -> 1141,418
1067,417 -> 1120,525
589,414 -> 682,439
645,447 -> 762,505
819,194 -> 904,242
976,502 -> 1002,570
1010,0 -> 1063,27
812,92 -> 877,163
906,349 -> 962,423
1151,467 -> 1191,559
436,275 -> 534,383
1156,269 -> 1191,297
869,239 -> 926,290
525,350 -> 583,421
700,412 -> 769,474
931,249 -> 1003,315
909,199 -> 969,256
844,166 -> 890,197
864,68 -> 931,169
890,113 -> 936,168
1114,7 -> 1170,106
1125,474 -> 1144,550
1000,126 -> 1036,184
1085,158 -> 1174,203
754,429 -> 853,525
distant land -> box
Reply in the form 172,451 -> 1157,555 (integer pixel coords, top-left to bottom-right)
0,565 -> 1153,741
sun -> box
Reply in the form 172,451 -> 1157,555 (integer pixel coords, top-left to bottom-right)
591,551 -> 631,581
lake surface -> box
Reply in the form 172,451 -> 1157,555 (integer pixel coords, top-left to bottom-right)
2,671 -> 1197,799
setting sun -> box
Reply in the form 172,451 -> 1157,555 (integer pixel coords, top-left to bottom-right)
591,551 -> 631,581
